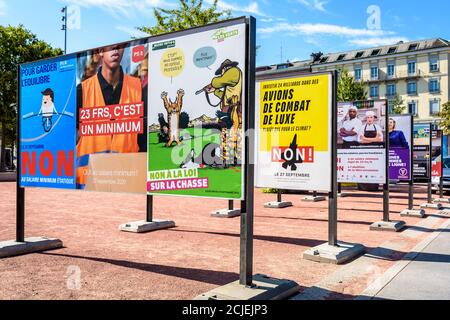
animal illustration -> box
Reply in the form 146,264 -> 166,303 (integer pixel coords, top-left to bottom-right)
161,89 -> 184,147
180,143 -> 223,169
282,134 -> 303,171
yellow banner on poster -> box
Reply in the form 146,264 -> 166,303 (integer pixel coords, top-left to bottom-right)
259,74 -> 329,152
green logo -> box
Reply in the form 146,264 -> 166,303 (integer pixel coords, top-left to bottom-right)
152,40 -> 176,51
212,28 -> 239,42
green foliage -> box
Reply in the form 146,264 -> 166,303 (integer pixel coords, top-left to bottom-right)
439,101 -> 450,135
137,0 -> 231,35
337,68 -> 367,102
261,188 -> 279,194
0,24 -> 62,170
389,93 -> 406,115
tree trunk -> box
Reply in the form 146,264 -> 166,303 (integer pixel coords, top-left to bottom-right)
0,121 -> 5,172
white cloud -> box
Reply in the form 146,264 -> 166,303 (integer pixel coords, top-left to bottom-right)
257,22 -> 392,37
115,25 -> 149,38
298,0 -> 329,12
348,37 -> 409,47
206,0 -> 268,17
63,0 -> 172,18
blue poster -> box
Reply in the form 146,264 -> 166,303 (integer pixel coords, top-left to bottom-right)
19,56 -> 77,189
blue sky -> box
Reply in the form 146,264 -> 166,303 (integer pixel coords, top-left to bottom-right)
1,0 -> 449,67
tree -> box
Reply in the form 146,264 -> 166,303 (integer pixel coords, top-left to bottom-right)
138,0 -> 231,36
389,93 -> 406,115
0,25 -> 62,171
439,101 -> 450,135
337,68 -> 367,102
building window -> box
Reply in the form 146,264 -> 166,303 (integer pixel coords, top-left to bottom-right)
429,79 -> 440,93
408,101 -> 418,116
430,100 -> 440,115
387,63 -> 395,77
387,47 -> 397,54
370,85 -> 379,98
354,68 -> 362,81
371,66 -> 378,79
408,43 -> 418,51
387,83 -> 396,97
355,51 -> 364,59
408,61 -> 416,75
429,56 -> 439,72
371,49 -> 381,56
407,81 -> 417,95
336,54 -> 346,61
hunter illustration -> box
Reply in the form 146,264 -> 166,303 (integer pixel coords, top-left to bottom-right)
196,59 -> 243,167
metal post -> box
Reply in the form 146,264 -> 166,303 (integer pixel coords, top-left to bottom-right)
228,200 -> 234,211
240,199 -> 246,213
146,195 -> 153,223
239,16 -> 255,287
16,64 -> 25,243
408,115 -> 414,211
428,124 -> 433,203
277,189 -> 282,203
383,184 -> 390,222
338,183 -> 341,194
63,7 -> 68,54
328,71 -> 338,246
408,180 -> 414,210
440,177 -> 444,199
383,113 -> 390,222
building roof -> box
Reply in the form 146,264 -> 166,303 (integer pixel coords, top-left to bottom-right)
256,38 -> 450,73
311,38 -> 450,65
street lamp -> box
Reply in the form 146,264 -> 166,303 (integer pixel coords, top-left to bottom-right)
61,6 -> 67,54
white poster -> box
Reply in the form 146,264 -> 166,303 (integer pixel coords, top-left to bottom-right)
337,100 -> 387,184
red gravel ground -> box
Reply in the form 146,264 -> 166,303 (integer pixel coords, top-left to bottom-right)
0,182 -> 447,300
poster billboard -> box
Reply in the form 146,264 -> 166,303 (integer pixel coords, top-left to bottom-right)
146,21 -> 247,199
431,130 -> 443,184
255,73 -> 333,192
388,115 -> 412,181
413,123 -> 431,180
337,100 -> 387,184
20,56 -> 77,189
75,40 -> 148,193
19,17 -> 250,200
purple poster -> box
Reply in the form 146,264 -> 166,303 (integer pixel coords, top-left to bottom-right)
389,148 -> 410,180
389,115 -> 412,181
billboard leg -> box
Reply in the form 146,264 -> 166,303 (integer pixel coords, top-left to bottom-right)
1,185 -> 62,259
196,16 -> 300,300
303,71 -> 364,264
401,181 -> 426,217
371,184 -> 405,232
0,70 -> 63,259
210,199 -> 241,218
433,177 -> 450,204
421,180 -> 442,210
16,186 -> 25,243
302,190 -> 326,202
264,189 -> 292,208
119,195 -> 175,233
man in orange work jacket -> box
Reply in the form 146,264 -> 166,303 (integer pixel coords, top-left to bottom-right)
76,44 -> 143,189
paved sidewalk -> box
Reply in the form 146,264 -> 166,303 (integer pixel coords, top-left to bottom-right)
373,222 -> 450,300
